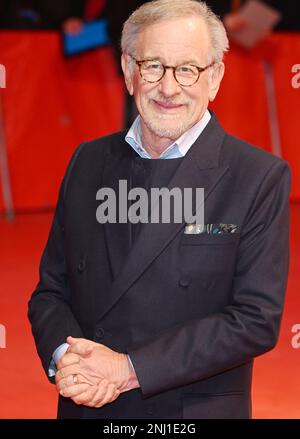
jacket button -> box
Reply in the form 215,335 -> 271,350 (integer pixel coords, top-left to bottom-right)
95,328 -> 105,339
77,259 -> 86,273
179,278 -> 189,288
146,407 -> 154,416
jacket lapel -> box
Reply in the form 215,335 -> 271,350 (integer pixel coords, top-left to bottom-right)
102,139 -> 134,279
98,114 -> 229,322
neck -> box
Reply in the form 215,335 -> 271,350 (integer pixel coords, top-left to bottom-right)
142,135 -> 174,158
140,122 -> 176,159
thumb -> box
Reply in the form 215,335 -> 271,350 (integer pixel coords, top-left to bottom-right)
66,336 -> 93,356
66,336 -> 80,345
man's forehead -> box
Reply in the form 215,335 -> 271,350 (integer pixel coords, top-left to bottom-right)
135,16 -> 210,62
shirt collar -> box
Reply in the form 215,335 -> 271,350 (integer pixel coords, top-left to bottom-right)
125,110 -> 211,159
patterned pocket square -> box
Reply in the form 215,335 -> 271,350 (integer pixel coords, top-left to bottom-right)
184,223 -> 238,234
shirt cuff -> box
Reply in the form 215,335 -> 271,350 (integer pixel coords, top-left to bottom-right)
127,355 -> 135,372
48,343 -> 69,377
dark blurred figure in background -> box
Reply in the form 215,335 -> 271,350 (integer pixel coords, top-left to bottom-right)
0,1 -> 107,30
0,0 -> 87,29
104,1 -> 151,67
64,0 -> 151,127
207,0 -> 300,33
104,1 -> 151,127
1,1 -> 299,32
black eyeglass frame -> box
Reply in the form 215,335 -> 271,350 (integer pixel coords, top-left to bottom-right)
130,55 -> 215,87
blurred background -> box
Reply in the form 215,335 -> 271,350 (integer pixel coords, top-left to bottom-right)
0,0 -> 299,418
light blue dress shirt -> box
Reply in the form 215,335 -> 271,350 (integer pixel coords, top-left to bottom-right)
125,110 -> 211,159
49,110 -> 211,377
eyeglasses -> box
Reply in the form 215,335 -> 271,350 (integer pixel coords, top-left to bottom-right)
130,56 -> 215,87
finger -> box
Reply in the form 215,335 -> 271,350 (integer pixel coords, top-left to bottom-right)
56,373 -> 80,392
94,383 -> 121,408
56,352 -> 80,370
56,374 -> 73,392
85,380 -> 120,408
55,364 -> 81,384
56,369 -> 99,389
67,338 -> 94,357
66,336 -> 81,344
67,336 -> 93,351
56,372 -> 96,392
84,379 -> 110,408
59,383 -> 90,399
71,385 -> 99,405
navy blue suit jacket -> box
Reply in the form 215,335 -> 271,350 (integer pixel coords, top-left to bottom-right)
28,113 -> 290,418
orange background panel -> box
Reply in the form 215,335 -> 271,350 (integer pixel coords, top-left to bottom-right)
271,34 -> 300,200
0,32 -> 124,212
0,32 -> 299,213
211,45 -> 272,153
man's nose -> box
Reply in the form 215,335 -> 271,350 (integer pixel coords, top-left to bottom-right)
157,68 -> 181,97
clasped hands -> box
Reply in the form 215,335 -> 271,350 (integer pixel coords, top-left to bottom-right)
55,336 -> 139,408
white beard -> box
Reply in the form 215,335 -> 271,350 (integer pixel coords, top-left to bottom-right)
144,115 -> 190,140
140,95 -> 193,140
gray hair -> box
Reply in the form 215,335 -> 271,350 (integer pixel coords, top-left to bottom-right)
121,0 -> 229,64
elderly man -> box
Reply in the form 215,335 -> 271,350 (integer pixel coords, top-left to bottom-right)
28,0 -> 290,419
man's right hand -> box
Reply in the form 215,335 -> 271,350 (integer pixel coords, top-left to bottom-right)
55,350 -> 120,408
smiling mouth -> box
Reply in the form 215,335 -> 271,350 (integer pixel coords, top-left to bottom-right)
153,100 -> 184,111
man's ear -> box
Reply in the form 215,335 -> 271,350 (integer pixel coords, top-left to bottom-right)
121,54 -> 134,96
208,62 -> 225,102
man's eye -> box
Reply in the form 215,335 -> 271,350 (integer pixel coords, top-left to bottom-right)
144,62 -> 162,70
177,65 -> 196,75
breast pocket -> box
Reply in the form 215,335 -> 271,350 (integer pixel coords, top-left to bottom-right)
179,233 -> 240,291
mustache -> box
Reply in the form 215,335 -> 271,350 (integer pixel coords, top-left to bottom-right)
148,94 -> 190,106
